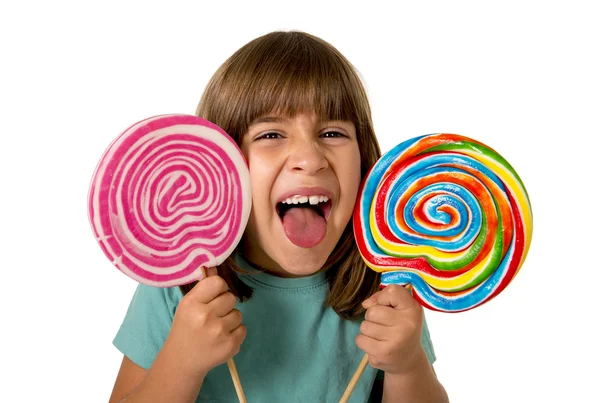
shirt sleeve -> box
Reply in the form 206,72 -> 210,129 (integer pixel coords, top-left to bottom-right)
374,313 -> 436,381
421,313 -> 437,364
113,284 -> 182,369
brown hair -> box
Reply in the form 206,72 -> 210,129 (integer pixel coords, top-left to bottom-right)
180,31 -> 381,320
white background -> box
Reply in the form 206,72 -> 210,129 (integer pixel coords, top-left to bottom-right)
1,1 -> 598,401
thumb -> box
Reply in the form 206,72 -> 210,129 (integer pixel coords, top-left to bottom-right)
204,266 -> 219,278
362,293 -> 379,309
375,284 -> 416,310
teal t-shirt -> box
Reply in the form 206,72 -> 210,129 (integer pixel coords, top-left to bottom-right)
113,257 -> 436,402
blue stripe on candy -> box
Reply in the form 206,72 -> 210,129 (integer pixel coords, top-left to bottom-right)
389,171 -> 481,251
404,184 -> 473,236
380,234 -> 515,312
361,141 -> 509,258
360,136 -> 425,256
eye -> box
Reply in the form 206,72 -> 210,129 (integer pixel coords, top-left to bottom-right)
321,131 -> 346,138
256,132 -> 282,140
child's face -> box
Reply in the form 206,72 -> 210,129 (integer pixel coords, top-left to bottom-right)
240,112 -> 361,277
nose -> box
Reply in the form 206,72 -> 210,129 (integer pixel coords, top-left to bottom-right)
287,137 -> 328,175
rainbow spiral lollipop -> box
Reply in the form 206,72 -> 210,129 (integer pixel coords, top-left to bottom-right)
353,133 -> 532,312
88,114 -> 252,287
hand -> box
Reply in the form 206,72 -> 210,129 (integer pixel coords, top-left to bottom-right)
162,267 -> 246,379
356,285 -> 424,375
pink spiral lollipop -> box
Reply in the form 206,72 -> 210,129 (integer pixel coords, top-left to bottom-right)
88,114 -> 252,287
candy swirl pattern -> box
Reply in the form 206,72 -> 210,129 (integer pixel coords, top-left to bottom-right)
353,133 -> 532,312
88,114 -> 252,287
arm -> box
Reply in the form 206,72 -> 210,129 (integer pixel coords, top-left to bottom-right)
381,349 -> 448,403
108,354 -> 205,403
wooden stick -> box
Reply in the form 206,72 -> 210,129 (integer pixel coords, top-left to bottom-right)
201,267 -> 246,402
339,353 -> 369,403
227,358 -> 247,403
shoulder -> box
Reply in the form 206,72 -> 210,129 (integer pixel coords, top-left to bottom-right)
117,283 -> 184,335
129,283 -> 183,312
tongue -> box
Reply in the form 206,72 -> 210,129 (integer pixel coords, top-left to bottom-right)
282,207 -> 327,248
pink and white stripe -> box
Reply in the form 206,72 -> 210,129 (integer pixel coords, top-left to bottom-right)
88,114 -> 252,287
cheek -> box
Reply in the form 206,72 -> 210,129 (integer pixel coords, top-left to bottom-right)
247,155 -> 276,213
336,145 -> 362,217
345,146 -> 362,197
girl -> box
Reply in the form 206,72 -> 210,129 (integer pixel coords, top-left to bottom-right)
109,31 -> 448,403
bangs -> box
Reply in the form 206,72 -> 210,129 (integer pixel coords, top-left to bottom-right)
200,32 -> 367,141
239,41 -> 360,124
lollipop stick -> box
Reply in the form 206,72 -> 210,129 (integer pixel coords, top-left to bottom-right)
340,285 -> 414,402
227,358 -> 247,403
201,266 -> 247,402
340,354 -> 369,403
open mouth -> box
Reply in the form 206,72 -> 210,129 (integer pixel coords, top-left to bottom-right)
276,195 -> 333,222
274,189 -> 334,248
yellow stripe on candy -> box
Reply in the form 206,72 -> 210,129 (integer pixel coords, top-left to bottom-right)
461,150 -> 533,250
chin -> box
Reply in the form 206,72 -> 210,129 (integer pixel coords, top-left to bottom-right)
278,251 -> 327,276
273,239 -> 335,276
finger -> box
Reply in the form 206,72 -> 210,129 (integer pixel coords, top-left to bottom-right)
231,323 -> 247,346
374,285 -> 416,311
365,305 -> 399,326
362,291 -> 381,309
221,309 -> 243,333
360,320 -> 390,341
188,275 -> 229,304
208,291 -> 238,317
355,333 -> 384,357
219,324 -> 246,359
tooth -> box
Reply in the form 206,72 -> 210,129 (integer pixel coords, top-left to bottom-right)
298,196 -> 308,203
286,198 -> 292,204
309,195 -> 319,205
292,197 -> 299,204
318,196 -> 326,202
323,196 -> 329,202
